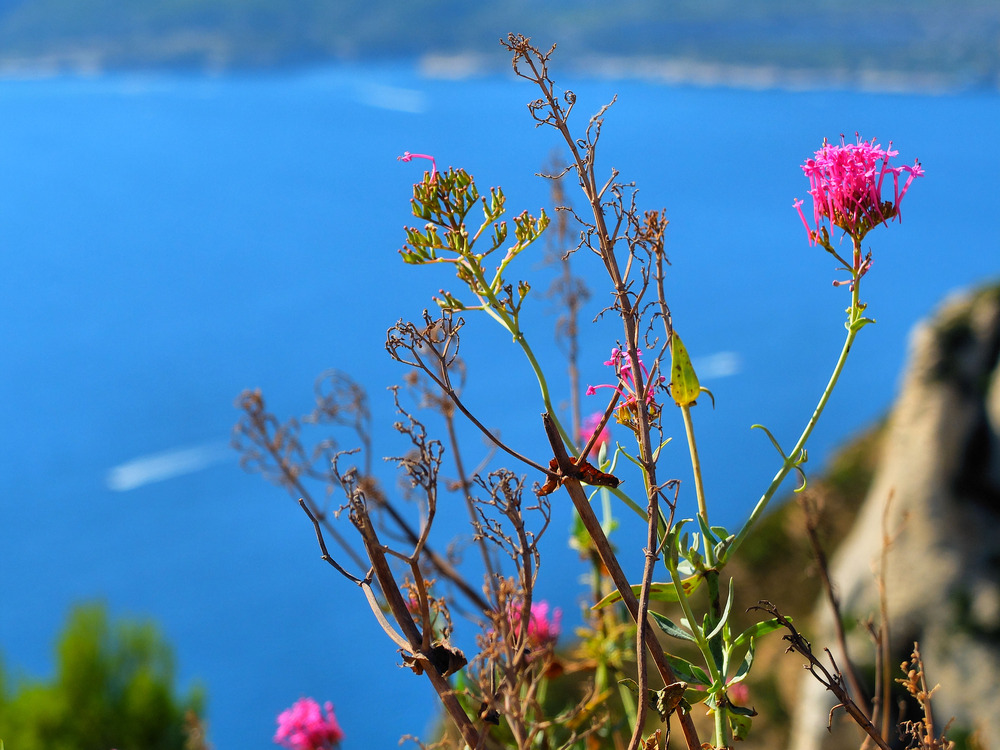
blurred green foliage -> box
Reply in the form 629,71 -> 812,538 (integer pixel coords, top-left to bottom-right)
0,603 -> 205,750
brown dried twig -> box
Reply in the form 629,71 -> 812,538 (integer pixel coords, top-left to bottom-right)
541,413 -> 702,750
752,601 -> 892,750
797,490 -> 870,716
386,311 -> 551,476
503,33 -> 695,750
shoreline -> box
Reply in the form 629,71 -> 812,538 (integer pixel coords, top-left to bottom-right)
0,50 -> 996,96
420,53 -> 998,96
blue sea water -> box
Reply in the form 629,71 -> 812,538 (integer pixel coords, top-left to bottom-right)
0,63 -> 998,748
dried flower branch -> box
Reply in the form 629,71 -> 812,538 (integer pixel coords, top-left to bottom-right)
752,601 -> 892,750
896,644 -> 955,750
386,311 -> 551,476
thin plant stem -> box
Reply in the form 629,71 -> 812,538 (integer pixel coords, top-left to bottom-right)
680,403 -> 712,565
798,493 -> 870,717
666,550 -> 721,685
465,252 -> 577,452
628,463 -> 661,750
681,401 -> 729,747
730,238 -> 867,559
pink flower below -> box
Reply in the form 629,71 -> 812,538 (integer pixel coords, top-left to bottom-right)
274,698 -> 344,750
794,134 -> 923,244
509,600 -> 562,649
727,681 -> 749,705
580,412 -> 612,454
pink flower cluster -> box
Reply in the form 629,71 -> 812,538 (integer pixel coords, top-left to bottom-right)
508,600 -> 562,649
794,134 -> 923,244
580,412 -> 612,453
586,348 -> 665,414
274,698 -> 344,750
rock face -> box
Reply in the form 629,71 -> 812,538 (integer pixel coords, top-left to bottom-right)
789,284 -> 1000,750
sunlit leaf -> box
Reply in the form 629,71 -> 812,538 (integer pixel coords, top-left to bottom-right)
670,333 -> 700,407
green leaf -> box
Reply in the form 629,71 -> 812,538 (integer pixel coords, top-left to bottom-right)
731,617 -> 785,651
675,558 -> 697,578
651,436 -> 672,462
704,578 -> 734,641
592,576 -> 702,609
729,709 -> 754,741
714,534 -> 736,564
683,685 -> 710,707
696,514 -> 719,546
750,423 -> 788,459
732,637 -> 756,683
670,333 -> 701,406
650,611 -> 696,642
710,525 -> 730,540
661,653 -> 711,687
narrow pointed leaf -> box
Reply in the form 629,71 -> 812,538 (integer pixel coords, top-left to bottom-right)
750,423 -> 788,458
704,579 -> 735,641
710,525 -> 730,540
661,653 -> 711,687
731,617 -> 785,651
732,637 -> 756,683
650,611 -> 696,642
696,514 -> 719,546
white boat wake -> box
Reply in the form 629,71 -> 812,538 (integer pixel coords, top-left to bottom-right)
692,350 -> 742,380
355,83 -> 428,113
105,441 -> 232,491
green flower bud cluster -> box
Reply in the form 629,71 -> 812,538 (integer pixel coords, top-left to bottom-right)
399,167 -> 548,320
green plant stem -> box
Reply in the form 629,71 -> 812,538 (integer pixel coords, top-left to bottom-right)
715,705 -> 729,750
729,246 -> 866,560
513,328 -> 574,448
465,254 -> 576,451
542,414 -> 703,750
667,554 -> 730,748
681,398 -> 733,747
680,404 -> 713,566
667,557 -> 721,686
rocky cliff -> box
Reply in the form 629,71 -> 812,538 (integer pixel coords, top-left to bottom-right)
789,283 -> 1000,750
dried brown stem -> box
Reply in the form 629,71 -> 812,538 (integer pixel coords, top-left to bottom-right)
542,413 -> 701,750
876,492 -> 896,741
753,601 -> 892,750
387,312 -> 551,476
797,492 -> 870,716
353,499 -> 480,747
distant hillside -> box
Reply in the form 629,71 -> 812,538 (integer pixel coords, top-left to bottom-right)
0,0 -> 998,90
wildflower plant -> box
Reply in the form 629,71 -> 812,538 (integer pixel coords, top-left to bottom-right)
238,34 -> 925,750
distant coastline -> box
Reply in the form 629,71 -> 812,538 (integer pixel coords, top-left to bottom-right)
1,0 -> 997,94
0,44 -> 1000,96
0,49 -> 994,96
419,53 -> 996,95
